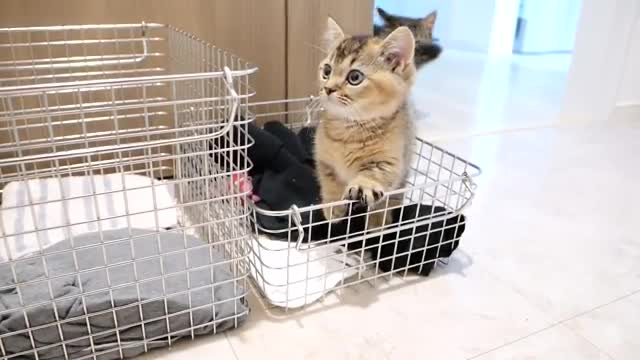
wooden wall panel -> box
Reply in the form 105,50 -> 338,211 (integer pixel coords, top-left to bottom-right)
286,0 -> 374,99
0,0 -> 286,180
0,0 -> 286,102
0,0 -> 373,108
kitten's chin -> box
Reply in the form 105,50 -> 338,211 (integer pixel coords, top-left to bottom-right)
321,97 -> 397,120
320,99 -> 351,119
323,102 -> 388,122
322,101 -> 353,119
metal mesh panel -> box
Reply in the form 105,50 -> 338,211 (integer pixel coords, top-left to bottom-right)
0,23 -> 255,359
247,98 -> 481,310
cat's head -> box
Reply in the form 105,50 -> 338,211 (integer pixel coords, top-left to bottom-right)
377,7 -> 437,43
319,17 -> 416,120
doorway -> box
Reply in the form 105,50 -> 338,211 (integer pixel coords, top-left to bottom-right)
373,0 -> 582,138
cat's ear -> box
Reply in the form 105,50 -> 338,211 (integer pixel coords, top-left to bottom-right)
422,10 -> 437,31
376,7 -> 393,24
324,17 -> 345,51
381,26 -> 415,69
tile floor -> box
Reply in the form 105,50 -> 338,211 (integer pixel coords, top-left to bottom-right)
413,50 -> 572,140
145,51 -> 640,359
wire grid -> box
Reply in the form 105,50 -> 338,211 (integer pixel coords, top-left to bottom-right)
247,98 -> 481,310
0,23 -> 256,359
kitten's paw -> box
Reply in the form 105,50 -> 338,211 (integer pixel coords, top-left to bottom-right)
322,204 -> 347,223
344,179 -> 385,208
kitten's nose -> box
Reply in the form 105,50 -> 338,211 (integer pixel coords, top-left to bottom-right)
324,87 -> 337,95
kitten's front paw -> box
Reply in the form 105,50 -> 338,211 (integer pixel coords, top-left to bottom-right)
344,179 -> 385,208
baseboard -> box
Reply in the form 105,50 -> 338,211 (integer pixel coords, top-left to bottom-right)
611,103 -> 640,121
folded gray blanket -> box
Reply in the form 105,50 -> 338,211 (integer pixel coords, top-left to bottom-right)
0,229 -> 248,359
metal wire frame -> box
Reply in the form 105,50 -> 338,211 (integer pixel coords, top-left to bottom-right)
0,23 -> 256,359
246,98 -> 481,311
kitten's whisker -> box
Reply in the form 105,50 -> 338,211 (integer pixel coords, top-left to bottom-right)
304,41 -> 329,56
337,96 -> 351,106
311,97 -> 323,109
306,97 -> 323,115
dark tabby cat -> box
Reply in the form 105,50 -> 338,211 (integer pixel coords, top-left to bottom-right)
374,7 -> 441,68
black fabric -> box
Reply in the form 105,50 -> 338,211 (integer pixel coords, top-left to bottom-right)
300,204 -> 464,276
209,117 -> 276,174
346,205 -> 464,276
263,122 -> 313,166
298,127 -> 317,161
213,121 -> 465,276
209,120 -> 320,230
246,122 -> 321,231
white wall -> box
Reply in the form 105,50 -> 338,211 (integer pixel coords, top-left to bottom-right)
488,0 -> 520,56
617,16 -> 640,105
561,0 -> 640,122
448,1 -> 497,52
517,0 -> 581,53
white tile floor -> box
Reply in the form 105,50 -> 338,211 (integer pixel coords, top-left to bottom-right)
146,51 -> 640,359
413,50 -> 572,140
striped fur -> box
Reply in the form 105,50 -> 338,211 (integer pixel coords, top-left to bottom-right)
315,18 -> 417,229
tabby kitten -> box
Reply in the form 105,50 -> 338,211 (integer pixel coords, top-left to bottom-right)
374,8 -> 441,68
315,18 -> 416,229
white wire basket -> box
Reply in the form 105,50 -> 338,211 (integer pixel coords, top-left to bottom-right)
0,23 -> 256,359
246,98 -> 481,310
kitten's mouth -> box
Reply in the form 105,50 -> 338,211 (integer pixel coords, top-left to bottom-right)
322,96 -> 346,110
321,94 -> 350,107
321,100 -> 359,121
320,94 -> 338,107
321,98 -> 342,111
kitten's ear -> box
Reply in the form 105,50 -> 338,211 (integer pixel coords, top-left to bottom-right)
381,26 -> 415,69
377,7 -> 393,24
422,10 -> 437,31
324,17 -> 345,51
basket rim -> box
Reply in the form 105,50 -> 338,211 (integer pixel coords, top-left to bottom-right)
0,112 -> 257,168
0,22 -> 167,32
249,134 -> 482,218
0,70 -> 258,97
0,22 -> 258,96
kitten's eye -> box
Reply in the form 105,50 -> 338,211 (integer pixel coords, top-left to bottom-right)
322,64 -> 332,79
346,70 -> 365,86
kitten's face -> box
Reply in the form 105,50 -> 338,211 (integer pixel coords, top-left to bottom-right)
319,18 -> 416,121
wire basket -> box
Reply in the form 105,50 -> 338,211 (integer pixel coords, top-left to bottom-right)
0,23 -> 256,359
246,98 -> 481,310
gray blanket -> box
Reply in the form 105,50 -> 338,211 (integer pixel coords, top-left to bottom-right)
0,229 -> 248,359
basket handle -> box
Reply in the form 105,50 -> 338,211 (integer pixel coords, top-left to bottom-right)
304,96 -> 321,126
292,173 -> 477,252
291,205 -> 307,250
0,68 -> 242,167
207,66 -> 240,139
